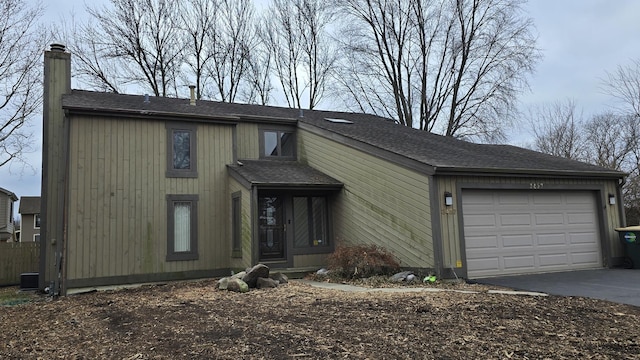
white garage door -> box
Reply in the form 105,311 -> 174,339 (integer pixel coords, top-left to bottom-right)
463,190 -> 602,278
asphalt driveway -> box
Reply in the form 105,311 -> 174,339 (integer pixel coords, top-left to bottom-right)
473,269 -> 640,307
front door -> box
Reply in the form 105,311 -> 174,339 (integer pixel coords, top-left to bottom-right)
258,196 -> 286,261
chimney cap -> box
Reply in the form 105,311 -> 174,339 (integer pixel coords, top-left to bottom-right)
50,43 -> 66,52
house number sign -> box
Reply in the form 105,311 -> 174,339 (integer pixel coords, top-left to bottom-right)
529,182 -> 544,190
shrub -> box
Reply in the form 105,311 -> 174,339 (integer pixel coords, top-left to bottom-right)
327,244 -> 400,278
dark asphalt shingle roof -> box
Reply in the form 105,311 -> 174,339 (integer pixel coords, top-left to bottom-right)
18,196 -> 40,214
63,90 -> 624,178
228,160 -> 343,188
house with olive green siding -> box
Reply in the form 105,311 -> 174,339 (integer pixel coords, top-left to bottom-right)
41,44 -> 627,295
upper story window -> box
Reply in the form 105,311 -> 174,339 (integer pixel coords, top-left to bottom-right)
34,214 -> 41,229
260,127 -> 296,159
166,123 -> 198,178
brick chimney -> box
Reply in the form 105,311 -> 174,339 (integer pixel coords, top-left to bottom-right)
40,44 -> 71,294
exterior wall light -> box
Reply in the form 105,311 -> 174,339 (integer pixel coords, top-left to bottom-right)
608,194 -> 616,205
444,192 -> 453,206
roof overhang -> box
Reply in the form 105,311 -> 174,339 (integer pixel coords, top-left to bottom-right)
227,160 -> 344,191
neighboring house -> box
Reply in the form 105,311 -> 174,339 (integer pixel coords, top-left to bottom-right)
0,187 -> 18,242
41,44 -> 627,295
19,197 -> 41,243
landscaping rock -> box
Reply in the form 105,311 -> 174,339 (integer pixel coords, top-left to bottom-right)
389,271 -> 414,282
269,272 -> 288,284
257,277 -> 278,289
231,271 -> 246,280
217,277 -> 230,290
243,264 -> 270,288
226,278 -> 249,293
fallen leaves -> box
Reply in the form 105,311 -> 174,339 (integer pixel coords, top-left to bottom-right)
0,280 -> 638,359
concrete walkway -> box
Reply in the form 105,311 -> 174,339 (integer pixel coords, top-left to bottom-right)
295,279 -> 547,297
473,269 -> 640,307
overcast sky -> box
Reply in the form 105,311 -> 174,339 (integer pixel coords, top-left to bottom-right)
2,0 -> 640,214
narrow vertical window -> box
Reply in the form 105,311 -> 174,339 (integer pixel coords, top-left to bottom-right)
293,196 -> 328,248
166,123 -> 198,177
232,192 -> 242,257
34,214 -> 41,229
167,194 -> 199,261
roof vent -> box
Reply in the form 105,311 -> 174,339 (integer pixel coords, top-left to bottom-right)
50,43 -> 66,52
144,94 -> 150,103
325,118 -> 353,124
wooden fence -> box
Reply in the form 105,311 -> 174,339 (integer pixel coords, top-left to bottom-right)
0,242 -> 40,286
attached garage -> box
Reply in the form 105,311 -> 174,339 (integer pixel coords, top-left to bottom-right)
462,189 -> 602,278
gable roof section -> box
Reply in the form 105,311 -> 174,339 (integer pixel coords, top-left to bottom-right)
0,187 -> 17,201
19,196 -> 40,214
228,160 -> 343,190
62,90 -> 624,179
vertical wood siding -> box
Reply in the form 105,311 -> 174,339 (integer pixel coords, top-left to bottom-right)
67,116 -> 234,283
229,177 -> 252,270
299,130 -> 433,268
437,176 -> 624,270
236,123 -> 259,160
0,242 -> 39,285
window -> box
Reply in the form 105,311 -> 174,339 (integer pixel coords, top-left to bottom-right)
166,123 -> 198,178
34,234 -> 40,242
293,196 -> 329,248
260,128 -> 295,158
34,214 -> 41,229
166,194 -> 199,261
232,192 -> 242,257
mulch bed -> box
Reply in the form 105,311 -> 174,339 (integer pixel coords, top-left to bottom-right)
1,279 -> 638,359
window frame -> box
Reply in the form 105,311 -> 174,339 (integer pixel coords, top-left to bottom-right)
166,194 -> 199,261
259,126 -> 296,160
166,123 -> 198,178
34,234 -> 40,242
291,195 -> 332,255
34,214 -> 41,229
231,192 -> 242,258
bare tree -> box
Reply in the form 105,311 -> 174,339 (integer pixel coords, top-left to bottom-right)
602,58 -> 640,118
263,0 -> 337,109
86,0 -> 183,97
180,0 -> 220,100
0,0 -> 46,168
529,99 -> 586,160
205,0 -> 257,103
335,0 -> 539,141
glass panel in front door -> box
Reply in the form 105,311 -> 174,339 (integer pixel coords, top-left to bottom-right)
258,196 -> 286,260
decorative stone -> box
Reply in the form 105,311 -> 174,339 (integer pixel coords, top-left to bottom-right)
269,272 -> 288,284
226,278 -> 249,293
389,271 -> 414,282
231,271 -> 246,280
217,277 -> 230,290
242,264 -> 270,288
257,277 -> 278,289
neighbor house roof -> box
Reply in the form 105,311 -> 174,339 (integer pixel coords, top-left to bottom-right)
228,160 -> 343,189
18,196 -> 40,214
0,187 -> 17,201
62,90 -> 625,179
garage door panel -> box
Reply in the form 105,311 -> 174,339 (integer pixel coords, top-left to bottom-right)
569,232 -> 597,244
500,213 -> 531,226
498,194 -> 529,205
567,213 -> 595,225
535,214 -> 564,226
466,235 -> 499,249
464,190 -> 602,278
537,233 -> 566,245
464,214 -> 497,228
502,234 -> 534,247
533,194 -> 562,205
503,255 -> 535,269
539,253 -> 568,266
